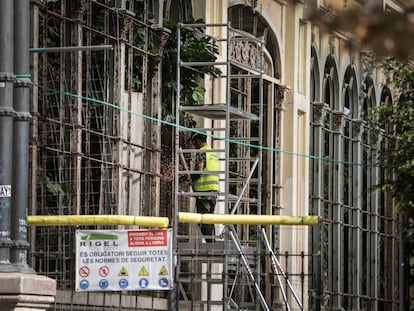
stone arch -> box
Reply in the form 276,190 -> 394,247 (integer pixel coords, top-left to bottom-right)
228,4 -> 282,79
342,65 -> 358,118
361,75 -> 376,115
323,55 -> 339,110
380,85 -> 392,106
165,0 -> 192,20
310,46 -> 321,102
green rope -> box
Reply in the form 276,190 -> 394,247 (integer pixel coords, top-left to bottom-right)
35,84 -> 379,168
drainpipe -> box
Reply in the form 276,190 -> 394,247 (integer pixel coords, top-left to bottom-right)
0,0 -> 17,272
11,0 -> 34,273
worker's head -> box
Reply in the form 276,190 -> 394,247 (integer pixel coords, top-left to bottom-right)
190,131 -> 207,147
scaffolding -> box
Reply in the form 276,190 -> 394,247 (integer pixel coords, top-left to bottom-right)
174,22 -> 269,310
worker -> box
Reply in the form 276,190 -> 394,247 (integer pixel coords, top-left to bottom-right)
190,131 -> 219,243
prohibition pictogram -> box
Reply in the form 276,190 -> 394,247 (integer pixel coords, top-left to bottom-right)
79,266 -> 90,278
99,265 -> 110,277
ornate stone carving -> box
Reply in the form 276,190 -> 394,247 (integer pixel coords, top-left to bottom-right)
371,128 -> 382,149
352,119 -> 363,140
329,35 -> 335,55
276,85 -> 289,110
332,110 -> 345,133
312,102 -> 328,126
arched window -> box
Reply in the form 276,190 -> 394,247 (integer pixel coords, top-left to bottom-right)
228,4 -> 282,222
310,48 -> 320,102
323,55 -> 339,109
342,66 -> 359,309
360,75 -> 379,308
165,0 -> 192,20
309,53 -> 343,308
342,66 -> 358,207
228,5 -> 281,79
378,86 -> 395,309
228,4 -> 284,306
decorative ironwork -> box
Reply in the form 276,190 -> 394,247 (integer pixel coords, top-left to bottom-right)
230,39 -> 268,73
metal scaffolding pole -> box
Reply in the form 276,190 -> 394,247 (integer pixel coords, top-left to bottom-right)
262,228 -> 304,310
169,21 -> 182,311
229,227 -> 270,311
29,45 -> 113,53
0,0 -> 16,272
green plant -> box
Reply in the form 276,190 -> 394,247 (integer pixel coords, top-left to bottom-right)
372,56 -> 414,292
161,18 -> 221,122
373,58 -> 414,217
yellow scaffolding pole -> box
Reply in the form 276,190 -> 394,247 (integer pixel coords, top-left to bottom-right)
27,214 -> 319,227
178,212 -> 319,226
27,215 -> 169,228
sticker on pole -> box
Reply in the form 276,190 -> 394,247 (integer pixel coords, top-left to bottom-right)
0,185 -> 11,197
75,229 -> 173,292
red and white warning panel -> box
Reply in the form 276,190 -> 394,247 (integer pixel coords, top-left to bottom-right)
75,229 -> 173,292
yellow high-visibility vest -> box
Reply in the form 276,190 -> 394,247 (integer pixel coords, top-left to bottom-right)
192,146 -> 219,192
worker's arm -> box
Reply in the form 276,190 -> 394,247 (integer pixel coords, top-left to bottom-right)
191,153 -> 205,181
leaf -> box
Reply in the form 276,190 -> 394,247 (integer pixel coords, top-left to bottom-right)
191,86 -> 205,103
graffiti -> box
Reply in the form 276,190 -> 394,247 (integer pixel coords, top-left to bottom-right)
18,252 -> 26,263
0,197 -> 10,220
0,197 -> 10,209
19,218 -> 27,233
0,230 -> 10,237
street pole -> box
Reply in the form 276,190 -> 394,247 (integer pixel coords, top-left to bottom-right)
11,0 -> 34,272
0,0 -> 17,272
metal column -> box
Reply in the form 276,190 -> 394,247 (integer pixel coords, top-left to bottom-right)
0,0 -> 16,272
11,0 -> 34,273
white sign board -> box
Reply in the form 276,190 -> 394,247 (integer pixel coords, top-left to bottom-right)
75,229 -> 173,292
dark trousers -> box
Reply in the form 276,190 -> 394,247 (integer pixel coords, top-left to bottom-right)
196,196 -> 216,242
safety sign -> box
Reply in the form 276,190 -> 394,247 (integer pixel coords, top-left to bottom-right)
75,229 -> 173,292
